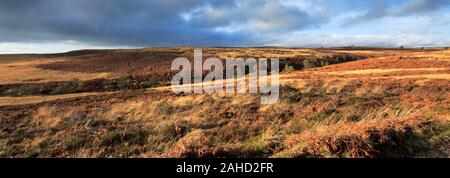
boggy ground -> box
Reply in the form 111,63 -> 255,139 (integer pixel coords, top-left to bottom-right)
0,48 -> 448,158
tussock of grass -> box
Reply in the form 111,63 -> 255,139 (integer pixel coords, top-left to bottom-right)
1,76 -> 448,158
275,115 -> 447,158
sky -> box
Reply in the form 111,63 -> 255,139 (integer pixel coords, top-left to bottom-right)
0,0 -> 449,54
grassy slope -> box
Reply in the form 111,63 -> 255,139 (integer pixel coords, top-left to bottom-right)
0,49 -> 448,158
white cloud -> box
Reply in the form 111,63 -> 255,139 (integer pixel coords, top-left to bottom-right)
267,7 -> 450,47
0,40 -> 133,54
269,32 -> 450,47
185,0 -> 320,33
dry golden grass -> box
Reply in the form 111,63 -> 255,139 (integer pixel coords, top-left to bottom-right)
327,49 -> 402,57
213,48 -> 329,59
0,58 -> 115,84
33,106 -> 65,128
0,48 -> 448,158
412,50 -> 450,61
391,74 -> 450,80
163,129 -> 214,158
0,92 -> 104,106
282,49 -> 450,82
276,107 -> 449,158
323,68 -> 448,75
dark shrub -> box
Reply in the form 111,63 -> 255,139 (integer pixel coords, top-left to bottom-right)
49,86 -> 73,95
3,85 -> 40,96
49,79 -> 80,95
117,75 -> 133,90
146,76 -> 161,88
302,59 -> 316,69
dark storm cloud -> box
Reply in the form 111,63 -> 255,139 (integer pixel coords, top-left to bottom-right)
0,0 -> 322,47
0,0 -> 246,46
